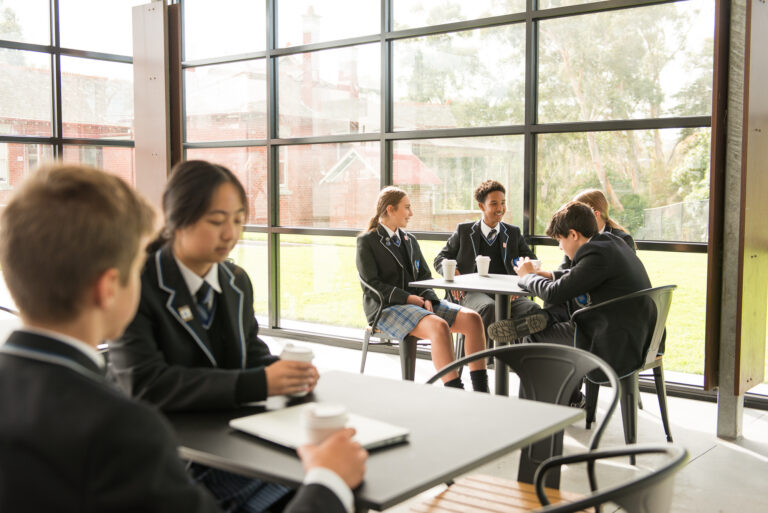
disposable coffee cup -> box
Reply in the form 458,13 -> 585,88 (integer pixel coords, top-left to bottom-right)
280,343 -> 314,397
442,259 -> 457,281
476,255 -> 491,277
303,403 -> 348,445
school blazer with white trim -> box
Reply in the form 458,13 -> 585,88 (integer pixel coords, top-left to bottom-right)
434,220 -> 536,275
109,246 -> 277,412
356,225 -> 440,326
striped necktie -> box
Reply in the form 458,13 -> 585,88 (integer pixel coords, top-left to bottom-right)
196,282 -> 215,329
487,228 -> 497,244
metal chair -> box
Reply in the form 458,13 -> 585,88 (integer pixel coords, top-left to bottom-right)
359,275 -> 464,381
534,444 -> 688,512
415,444 -> 687,513
427,343 -> 620,489
572,285 -> 676,454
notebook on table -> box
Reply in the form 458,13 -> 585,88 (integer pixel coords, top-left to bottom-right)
229,402 -> 410,450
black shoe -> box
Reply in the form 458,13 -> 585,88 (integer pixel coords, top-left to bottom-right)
569,390 -> 586,408
488,313 -> 548,343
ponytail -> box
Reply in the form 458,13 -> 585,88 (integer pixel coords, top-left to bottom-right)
365,187 -> 407,233
573,188 -> 630,235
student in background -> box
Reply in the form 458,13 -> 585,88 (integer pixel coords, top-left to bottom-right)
488,201 -> 651,348
557,188 -> 637,271
109,160 -> 364,513
434,180 -> 541,335
356,186 -> 489,392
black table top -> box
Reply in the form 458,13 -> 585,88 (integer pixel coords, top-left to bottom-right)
167,370 -> 584,511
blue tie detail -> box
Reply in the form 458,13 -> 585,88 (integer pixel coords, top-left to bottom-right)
196,282 -> 215,329
392,234 -> 401,247
487,228 -> 497,244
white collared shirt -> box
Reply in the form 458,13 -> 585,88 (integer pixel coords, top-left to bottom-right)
480,219 -> 499,239
17,326 -> 105,369
381,224 -> 400,240
174,257 -> 222,297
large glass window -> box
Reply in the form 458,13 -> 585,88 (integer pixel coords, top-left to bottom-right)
180,0 -> 716,386
393,136 -> 524,232
538,1 -> 715,123
277,142 -> 380,228
277,44 -> 380,137
0,2 -> 136,187
185,60 -> 267,142
59,0 -> 146,55
277,0 -> 380,47
393,25 -> 525,131
61,57 -> 134,140
536,128 -> 711,242
393,0 -> 525,30
0,0 -> 49,44
0,49 -> 52,137
183,0 -> 266,61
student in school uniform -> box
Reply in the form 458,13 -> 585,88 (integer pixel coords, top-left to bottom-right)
433,180 -> 542,334
0,164 -> 366,513
488,201 -> 651,354
356,186 -> 489,392
108,160 -> 362,513
556,188 -> 637,271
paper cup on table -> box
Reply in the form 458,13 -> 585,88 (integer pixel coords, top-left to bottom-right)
442,259 -> 457,281
476,255 -> 491,276
280,343 -> 314,397
303,403 -> 349,445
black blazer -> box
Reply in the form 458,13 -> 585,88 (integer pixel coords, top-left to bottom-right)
519,233 -> 653,376
434,221 -> 536,275
356,225 -> 440,325
520,232 -> 650,309
0,331 -> 346,513
0,331 -> 220,513
109,247 -> 278,412
558,225 -> 636,271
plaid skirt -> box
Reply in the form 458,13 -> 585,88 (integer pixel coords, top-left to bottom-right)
376,300 -> 461,340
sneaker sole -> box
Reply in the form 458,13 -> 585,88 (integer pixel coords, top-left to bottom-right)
488,313 -> 548,342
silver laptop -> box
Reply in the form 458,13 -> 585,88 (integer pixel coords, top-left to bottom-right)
229,403 -> 410,450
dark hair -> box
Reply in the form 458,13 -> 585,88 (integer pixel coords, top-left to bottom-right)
0,164 -> 155,323
545,201 -> 598,239
366,186 -> 408,232
573,188 -> 629,233
474,180 -> 506,204
147,160 -> 248,253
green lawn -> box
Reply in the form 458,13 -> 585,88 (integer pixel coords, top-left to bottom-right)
231,234 -> 767,381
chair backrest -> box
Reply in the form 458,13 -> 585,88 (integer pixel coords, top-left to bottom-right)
427,343 -> 620,451
534,444 -> 688,513
358,274 -> 385,330
571,285 -> 676,380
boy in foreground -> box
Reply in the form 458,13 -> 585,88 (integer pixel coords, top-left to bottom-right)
0,164 -> 365,513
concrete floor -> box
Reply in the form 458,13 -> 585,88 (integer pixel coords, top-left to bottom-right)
262,336 -> 768,513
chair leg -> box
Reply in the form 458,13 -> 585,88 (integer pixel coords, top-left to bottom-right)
454,333 -> 465,379
619,373 -> 639,465
400,336 -> 418,381
585,380 -> 600,429
637,378 -> 644,410
653,362 -> 673,442
360,330 -> 371,374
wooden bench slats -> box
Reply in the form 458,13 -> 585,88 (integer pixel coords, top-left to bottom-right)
410,474 -> 587,513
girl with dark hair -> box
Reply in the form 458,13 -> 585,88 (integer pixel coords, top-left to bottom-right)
109,160 -> 330,512
356,187 -> 489,391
